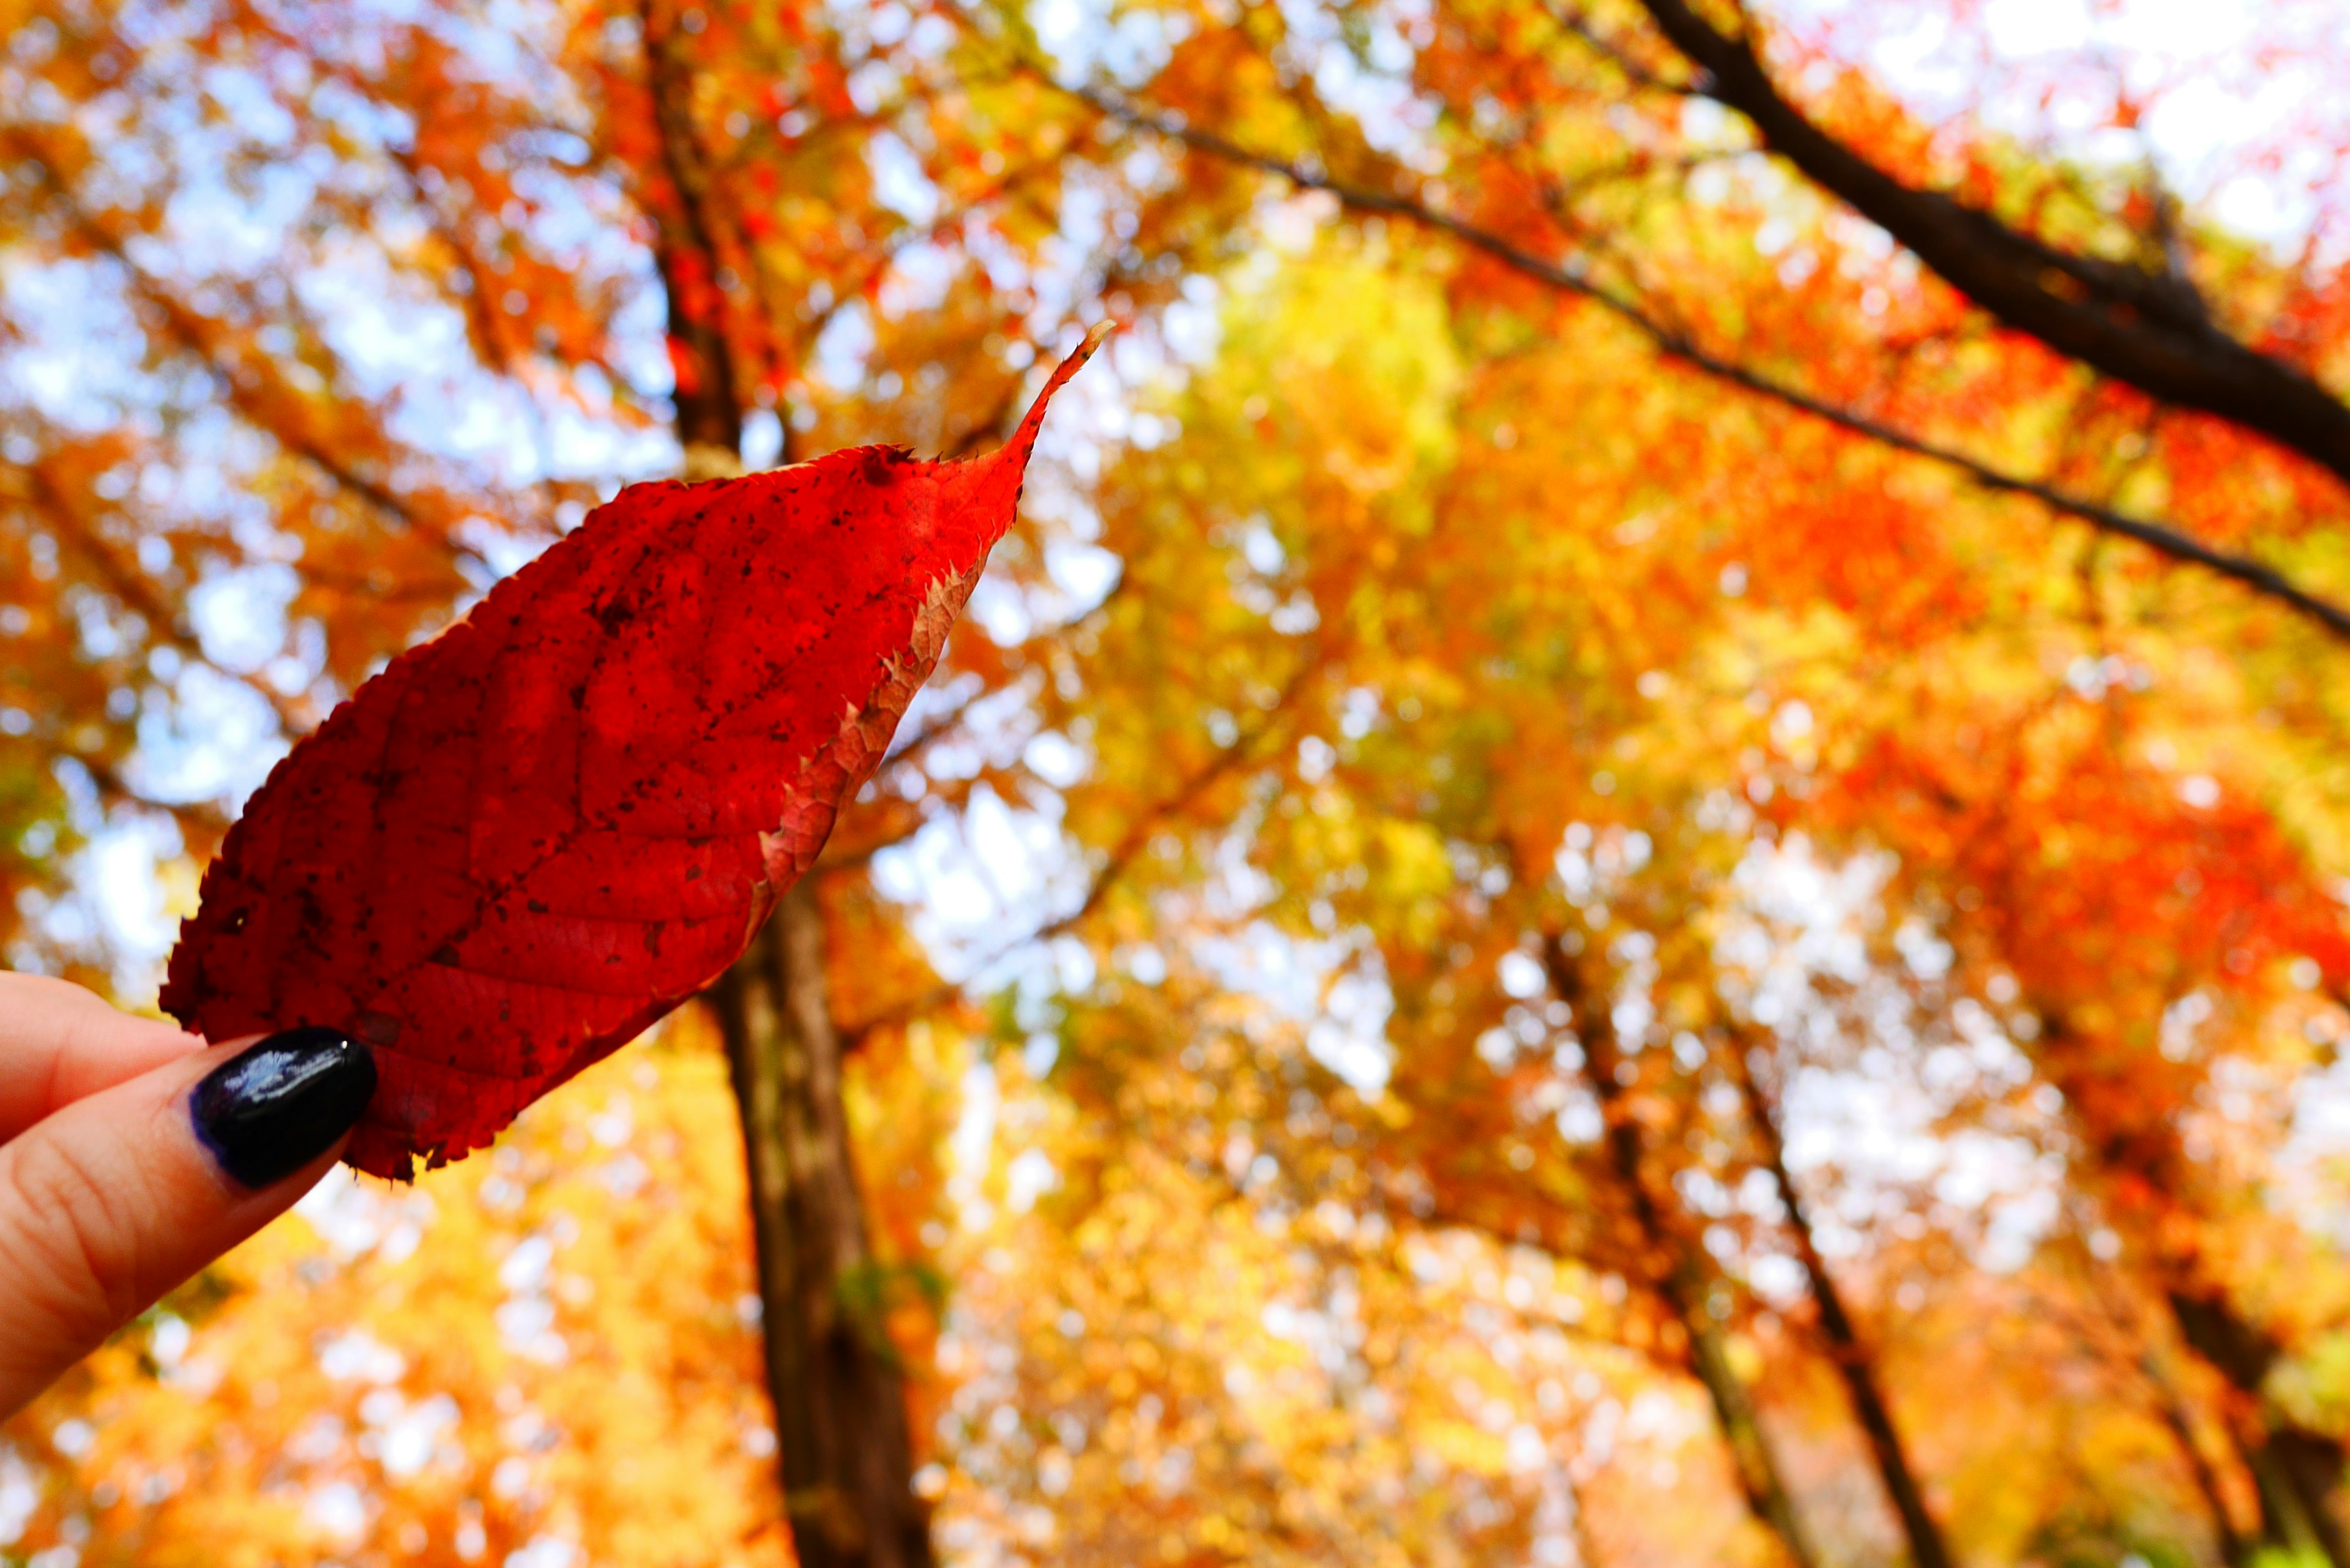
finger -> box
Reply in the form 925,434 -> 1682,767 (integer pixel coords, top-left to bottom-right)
0,975 -> 204,1142
0,1026 -> 375,1417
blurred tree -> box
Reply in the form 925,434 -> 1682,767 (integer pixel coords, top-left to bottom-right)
6,2 -> 2350,1567
1043,230 -> 2350,1565
3,1021 -> 799,1567
1049,0 -> 2350,635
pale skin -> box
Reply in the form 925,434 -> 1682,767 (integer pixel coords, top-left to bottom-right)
0,973 -> 351,1417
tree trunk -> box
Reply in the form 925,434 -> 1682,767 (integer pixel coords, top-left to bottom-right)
2025,1021 -> 2348,1567
635,18 -> 934,1560
1674,1266 -> 1822,1568
1732,1043 -> 1957,1568
2024,1010 -> 2348,1565
2167,1286 -> 2350,1568
1542,936 -> 1822,1568
714,883 -> 936,1568
2135,1343 -> 2258,1568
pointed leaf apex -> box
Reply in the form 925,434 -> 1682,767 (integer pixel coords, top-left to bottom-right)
1008,319 -> 1118,461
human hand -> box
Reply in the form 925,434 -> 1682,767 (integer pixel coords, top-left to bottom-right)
0,974 -> 375,1417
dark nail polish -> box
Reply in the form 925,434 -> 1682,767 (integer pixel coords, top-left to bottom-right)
190,1027 -> 377,1191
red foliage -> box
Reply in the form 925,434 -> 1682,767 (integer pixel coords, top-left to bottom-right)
1835,726 -> 2350,1004
161,330 -> 1108,1179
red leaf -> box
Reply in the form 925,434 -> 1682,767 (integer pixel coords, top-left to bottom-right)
162,327 -> 1110,1179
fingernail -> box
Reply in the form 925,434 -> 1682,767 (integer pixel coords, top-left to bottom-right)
190,1027 -> 377,1190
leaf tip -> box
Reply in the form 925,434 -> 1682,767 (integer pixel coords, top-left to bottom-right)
1009,318 -> 1119,460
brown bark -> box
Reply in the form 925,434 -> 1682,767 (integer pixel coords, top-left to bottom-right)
1731,1044 -> 1955,1568
1632,0 -> 2350,488
714,886 -> 937,1568
2032,1015 -> 2349,1566
638,21 -> 927,1558
640,0 -> 746,466
1541,937 -> 1822,1568
1677,1288 -> 1819,1568
1064,84 -> 2350,645
2167,1287 -> 2350,1568
2133,1343 -> 2258,1568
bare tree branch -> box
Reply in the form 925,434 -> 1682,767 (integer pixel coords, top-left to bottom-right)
1631,0 -> 2350,486
7,132 -> 496,562
840,659 -> 1321,1044
22,457 -> 314,738
1063,83 -> 2350,644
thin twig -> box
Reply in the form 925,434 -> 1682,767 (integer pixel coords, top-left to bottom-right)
840,659 -> 1321,1043
1064,83 -> 2350,644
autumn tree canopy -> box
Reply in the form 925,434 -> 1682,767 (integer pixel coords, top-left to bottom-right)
6,2 -> 2350,1567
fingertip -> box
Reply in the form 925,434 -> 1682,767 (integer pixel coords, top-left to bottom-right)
188,1028 -> 378,1193
0,976 -> 207,1143
0,1026 -> 375,1416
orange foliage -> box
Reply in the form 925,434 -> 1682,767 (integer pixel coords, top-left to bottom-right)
6,1 -> 2350,1566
